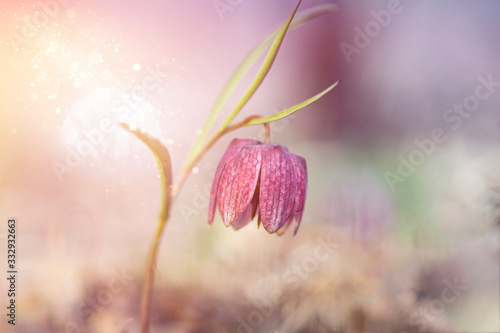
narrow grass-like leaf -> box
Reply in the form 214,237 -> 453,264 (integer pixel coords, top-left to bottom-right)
188,1 -> 337,162
119,123 -> 173,221
246,80 -> 339,126
217,0 -> 301,131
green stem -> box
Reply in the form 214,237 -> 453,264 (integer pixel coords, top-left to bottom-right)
263,122 -> 270,143
140,214 -> 167,333
138,116 -> 265,333
171,115 -> 263,200
117,124 -> 172,333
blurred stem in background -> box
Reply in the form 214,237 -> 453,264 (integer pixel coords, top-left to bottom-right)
120,1 -> 339,332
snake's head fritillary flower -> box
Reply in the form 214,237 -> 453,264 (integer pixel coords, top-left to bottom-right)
208,138 -> 307,235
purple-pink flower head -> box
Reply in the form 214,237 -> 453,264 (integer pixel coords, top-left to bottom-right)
208,138 -> 307,235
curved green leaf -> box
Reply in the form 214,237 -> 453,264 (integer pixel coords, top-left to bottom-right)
246,80 -> 339,125
216,0 -> 301,131
119,123 -> 172,221
188,2 -> 337,162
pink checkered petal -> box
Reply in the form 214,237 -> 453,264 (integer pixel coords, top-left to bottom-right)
217,145 -> 262,227
259,144 -> 297,233
208,138 -> 260,224
289,154 -> 307,235
231,201 -> 255,230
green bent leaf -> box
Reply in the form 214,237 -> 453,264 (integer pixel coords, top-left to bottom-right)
217,0 -> 302,131
246,80 -> 340,126
189,1 -> 337,162
119,123 -> 172,222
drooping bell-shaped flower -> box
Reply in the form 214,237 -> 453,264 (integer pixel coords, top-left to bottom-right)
208,138 -> 307,235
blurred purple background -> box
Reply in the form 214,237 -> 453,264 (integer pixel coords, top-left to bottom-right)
0,0 -> 499,332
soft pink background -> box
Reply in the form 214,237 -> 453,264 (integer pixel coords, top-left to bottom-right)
1,1 -> 499,332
